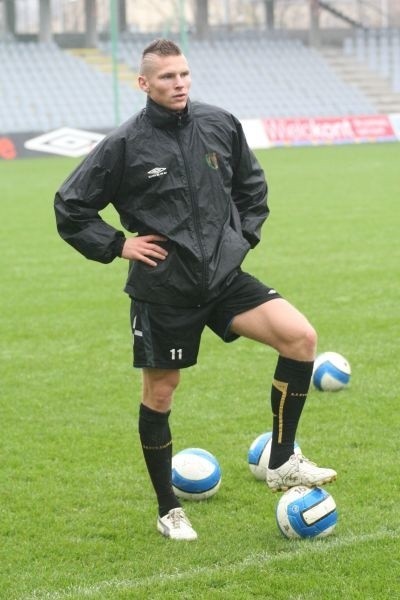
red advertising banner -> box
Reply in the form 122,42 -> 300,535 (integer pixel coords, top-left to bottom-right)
0,136 -> 17,160
262,115 -> 397,146
1,117 -> 399,160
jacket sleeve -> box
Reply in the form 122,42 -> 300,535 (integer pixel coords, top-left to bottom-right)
231,118 -> 269,248
54,135 -> 126,264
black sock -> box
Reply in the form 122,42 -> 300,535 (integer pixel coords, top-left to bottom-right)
269,356 -> 313,469
138,403 -> 181,517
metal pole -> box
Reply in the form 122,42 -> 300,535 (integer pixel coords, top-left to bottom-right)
178,0 -> 188,54
110,0 -> 120,126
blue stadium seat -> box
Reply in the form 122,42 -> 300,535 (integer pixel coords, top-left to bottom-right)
0,36 -> 378,134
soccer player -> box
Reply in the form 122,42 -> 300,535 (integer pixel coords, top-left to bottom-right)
54,39 -> 336,541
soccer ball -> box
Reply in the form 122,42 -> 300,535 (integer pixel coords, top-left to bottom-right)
248,432 -> 302,480
312,351 -> 351,391
276,485 -> 338,539
171,448 -> 221,501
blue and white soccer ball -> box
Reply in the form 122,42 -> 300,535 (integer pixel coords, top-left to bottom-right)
248,432 -> 302,480
172,448 -> 222,501
276,485 -> 338,539
312,351 -> 351,392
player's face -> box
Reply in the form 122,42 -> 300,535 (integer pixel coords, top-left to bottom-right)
138,54 -> 191,112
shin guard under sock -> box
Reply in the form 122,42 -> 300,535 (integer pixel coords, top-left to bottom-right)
269,356 -> 313,469
138,403 -> 181,517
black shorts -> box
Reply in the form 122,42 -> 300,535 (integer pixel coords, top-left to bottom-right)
130,271 -> 281,369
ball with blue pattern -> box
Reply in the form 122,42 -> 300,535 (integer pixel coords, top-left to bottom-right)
276,485 -> 338,539
172,448 -> 221,500
313,351 -> 351,392
248,432 -> 302,480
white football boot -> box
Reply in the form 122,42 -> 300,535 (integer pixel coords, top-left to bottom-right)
266,454 -> 337,492
157,508 -> 198,541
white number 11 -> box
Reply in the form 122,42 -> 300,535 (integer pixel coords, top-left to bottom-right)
170,348 -> 183,360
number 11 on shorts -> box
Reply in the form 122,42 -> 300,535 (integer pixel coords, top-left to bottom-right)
170,348 -> 183,360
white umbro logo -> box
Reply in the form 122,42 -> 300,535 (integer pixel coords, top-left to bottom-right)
147,167 -> 167,179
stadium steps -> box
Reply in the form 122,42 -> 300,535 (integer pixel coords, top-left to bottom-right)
320,47 -> 400,114
65,48 -> 140,89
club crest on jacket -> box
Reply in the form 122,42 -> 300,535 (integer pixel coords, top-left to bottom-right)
205,152 -> 219,170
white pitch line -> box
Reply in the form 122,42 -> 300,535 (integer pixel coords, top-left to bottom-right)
25,529 -> 397,600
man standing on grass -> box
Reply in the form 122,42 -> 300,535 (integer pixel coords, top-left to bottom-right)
54,38 -> 336,541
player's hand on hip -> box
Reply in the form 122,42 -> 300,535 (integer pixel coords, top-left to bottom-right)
121,234 -> 168,266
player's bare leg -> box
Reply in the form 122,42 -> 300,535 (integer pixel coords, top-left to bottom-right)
142,367 -> 180,412
139,368 -> 197,540
230,297 -> 316,361
231,298 -> 336,491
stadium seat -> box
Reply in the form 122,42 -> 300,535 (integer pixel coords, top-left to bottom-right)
343,28 -> 400,94
0,36 -> 378,134
0,41 -> 142,133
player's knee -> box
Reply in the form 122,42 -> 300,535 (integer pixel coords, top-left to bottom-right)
282,323 -> 317,362
308,324 -> 318,354
143,370 -> 180,411
298,324 -> 318,360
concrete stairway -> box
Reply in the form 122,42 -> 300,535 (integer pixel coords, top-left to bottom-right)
65,48 -> 139,89
320,47 -> 400,114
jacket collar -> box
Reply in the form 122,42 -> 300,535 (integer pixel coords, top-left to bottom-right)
145,96 -> 191,129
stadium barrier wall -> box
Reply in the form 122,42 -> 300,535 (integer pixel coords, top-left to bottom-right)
1,114 -> 400,160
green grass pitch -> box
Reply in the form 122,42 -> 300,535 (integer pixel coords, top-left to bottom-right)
1,143 -> 399,599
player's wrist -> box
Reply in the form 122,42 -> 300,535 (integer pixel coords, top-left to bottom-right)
114,236 -> 127,258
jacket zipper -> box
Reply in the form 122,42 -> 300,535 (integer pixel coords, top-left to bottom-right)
176,116 -> 208,302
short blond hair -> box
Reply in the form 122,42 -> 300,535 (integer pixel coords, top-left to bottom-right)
140,39 -> 182,75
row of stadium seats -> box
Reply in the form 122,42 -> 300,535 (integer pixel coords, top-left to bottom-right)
101,37 -> 376,119
343,29 -> 400,92
0,41 -> 143,133
0,37 -> 377,134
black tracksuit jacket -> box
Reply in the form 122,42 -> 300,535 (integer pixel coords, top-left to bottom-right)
54,97 -> 269,306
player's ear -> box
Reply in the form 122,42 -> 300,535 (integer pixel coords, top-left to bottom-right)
138,75 -> 150,93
